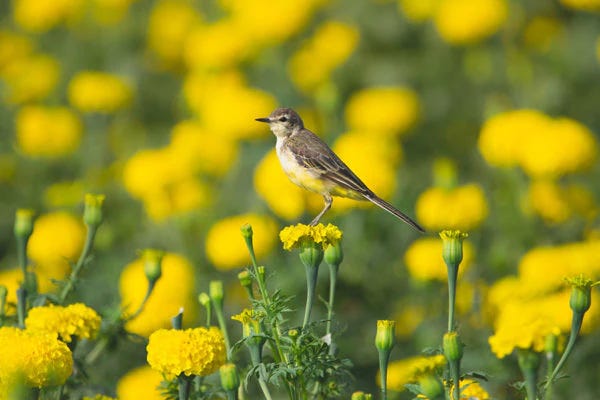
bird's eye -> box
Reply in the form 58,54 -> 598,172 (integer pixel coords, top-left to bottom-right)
279,116 -> 288,122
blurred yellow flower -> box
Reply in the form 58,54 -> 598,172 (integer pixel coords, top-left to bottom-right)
1,54 -> 60,104
169,120 -> 239,176
16,106 -> 82,158
122,148 -> 179,200
143,179 -> 211,222
146,327 -> 226,378
25,303 -> 101,343
0,268 -> 21,313
28,211 -> 85,265
525,180 -> 596,224
280,223 -> 343,251
68,71 -> 132,113
381,354 -> 446,391
345,87 -> 420,136
44,181 -> 86,208
116,366 -> 164,400
434,0 -> 508,45
147,0 -> 201,68
183,71 -> 276,140
120,252 -> 197,337
392,302 -> 426,338
254,149 -> 312,220
0,30 -> 34,73
398,0 -> 441,22
415,184 -> 488,231
13,0 -> 84,32
89,0 -> 137,25
288,21 -> 359,93
205,214 -> 278,270
560,0 -> 600,11
0,327 -> 73,390
523,16 -> 563,52
329,132 -> 401,213
404,237 -> 474,281
478,110 -> 597,178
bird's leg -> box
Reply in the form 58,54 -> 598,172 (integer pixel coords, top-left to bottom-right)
309,195 -> 333,226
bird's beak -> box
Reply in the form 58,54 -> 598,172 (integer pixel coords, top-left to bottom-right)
255,117 -> 271,123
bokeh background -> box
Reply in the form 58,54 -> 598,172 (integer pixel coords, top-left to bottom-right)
1,0 -> 600,398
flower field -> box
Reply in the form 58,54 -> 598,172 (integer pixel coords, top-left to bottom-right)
1,0 -> 600,399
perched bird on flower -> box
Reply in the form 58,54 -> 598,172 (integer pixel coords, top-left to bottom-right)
256,108 -> 424,232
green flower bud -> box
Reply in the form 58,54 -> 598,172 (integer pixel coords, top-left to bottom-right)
565,275 -> 595,315
257,266 -> 266,282
198,292 -> 211,307
14,209 -> 34,239
83,194 -> 105,228
443,331 -> 463,362
219,363 -> 240,392
238,270 -> 252,288
351,391 -> 372,400
324,241 -> 343,267
545,333 -> 558,355
418,374 -> 444,400
299,241 -> 324,270
141,249 -> 164,284
240,223 -> 253,240
209,280 -> 224,304
439,230 -> 468,269
375,320 -> 395,353
288,329 -> 299,340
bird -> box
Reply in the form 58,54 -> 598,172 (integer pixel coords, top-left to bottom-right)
255,107 -> 425,233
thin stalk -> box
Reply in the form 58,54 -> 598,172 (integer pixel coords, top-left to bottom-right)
446,265 -> 458,332
302,265 -> 318,329
58,225 -> 97,304
544,313 -> 583,396
326,263 -> 338,336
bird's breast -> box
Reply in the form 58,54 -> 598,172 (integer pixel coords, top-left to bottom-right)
276,140 -> 327,195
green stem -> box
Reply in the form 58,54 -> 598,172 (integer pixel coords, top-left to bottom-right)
178,375 -> 192,400
518,350 -> 539,400
214,301 -> 231,358
545,347 -> 556,400
17,236 -> 27,276
258,379 -> 274,400
378,349 -> 391,400
448,360 -> 460,400
126,281 -> 156,321
302,264 -> 318,329
544,313 -> 583,395
446,265 -> 458,332
17,286 -> 27,328
522,366 -> 537,400
58,225 -> 97,304
326,263 -> 338,336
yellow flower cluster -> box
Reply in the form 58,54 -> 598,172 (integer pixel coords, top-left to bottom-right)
525,180 -> 596,224
25,303 -> 101,343
415,184 -> 489,231
16,105 -> 82,158
404,237 -> 474,281
116,366 -> 164,400
27,211 -> 86,291
280,223 -> 343,251
1,53 -> 60,104
479,109 -> 597,178
288,21 -> 359,93
146,327 -> 226,379
120,252 -> 197,337
205,214 -> 278,270
68,71 -> 132,113
0,327 -> 73,390
345,87 -> 420,136
380,354 -> 446,391
398,0 -> 440,22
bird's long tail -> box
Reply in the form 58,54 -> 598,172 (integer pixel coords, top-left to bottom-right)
365,194 -> 425,233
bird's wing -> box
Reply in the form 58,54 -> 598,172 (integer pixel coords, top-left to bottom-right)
288,129 -> 372,195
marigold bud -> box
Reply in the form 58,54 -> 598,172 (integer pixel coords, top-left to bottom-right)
375,320 -> 395,352
238,270 -> 252,289
198,292 -> 211,307
351,392 -> 372,400
299,242 -> 324,270
240,223 -> 253,240
439,230 -> 468,269
210,280 -> 224,304
14,209 -> 35,239
141,249 -> 164,284
418,374 -> 444,400
83,194 -> 105,227
324,242 -> 343,266
443,331 -> 463,362
219,363 -> 240,392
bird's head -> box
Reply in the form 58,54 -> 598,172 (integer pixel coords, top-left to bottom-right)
255,107 -> 304,138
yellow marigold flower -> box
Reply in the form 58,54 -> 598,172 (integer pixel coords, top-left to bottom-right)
120,252 -> 197,337
415,184 -> 488,231
146,327 -> 226,378
68,71 -> 132,113
25,303 -> 101,343
89,0 -> 136,25
142,178 -> 211,222
116,366 -> 163,400
345,87 -> 420,136
147,0 -> 201,68
379,354 -> 446,391
16,105 -> 82,158
183,71 -> 276,140
434,0 -> 507,45
560,0 -> 600,11
205,214 -> 278,270
398,0 -> 441,22
404,237 -> 474,281
169,120 -> 239,176
13,0 -> 84,32
280,223 -> 343,251
525,179 -> 572,224
0,327 -> 73,389
0,30 -> 34,72
0,268 -> 21,313
122,148 -> 180,200
184,19 -> 255,70
288,21 -> 359,93
231,308 -> 263,337
392,302 -> 426,338
488,292 -> 571,358
254,149 -> 314,220
1,53 -> 60,104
